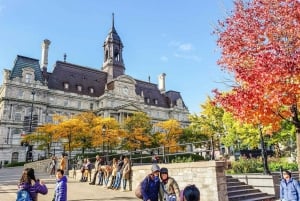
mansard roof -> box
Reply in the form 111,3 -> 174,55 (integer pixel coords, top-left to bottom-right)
10,55 -> 44,82
47,61 -> 107,97
165,90 -> 188,108
134,79 -> 187,109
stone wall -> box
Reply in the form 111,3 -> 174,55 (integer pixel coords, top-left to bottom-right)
69,161 -> 228,201
24,158 -> 51,173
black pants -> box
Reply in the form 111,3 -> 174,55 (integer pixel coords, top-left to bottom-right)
91,170 -> 99,183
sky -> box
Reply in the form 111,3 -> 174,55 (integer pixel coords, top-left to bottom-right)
0,0 -> 234,114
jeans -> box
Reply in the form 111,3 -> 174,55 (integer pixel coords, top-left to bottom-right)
98,171 -> 104,185
122,179 -> 127,190
113,172 -> 122,189
104,173 -> 111,186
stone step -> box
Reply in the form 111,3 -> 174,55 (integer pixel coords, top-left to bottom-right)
240,195 -> 276,201
229,192 -> 270,201
227,181 -> 246,186
227,175 -> 276,201
227,185 -> 254,191
228,188 -> 260,197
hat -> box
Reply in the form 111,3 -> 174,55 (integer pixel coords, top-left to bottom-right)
151,164 -> 160,172
160,167 -> 168,174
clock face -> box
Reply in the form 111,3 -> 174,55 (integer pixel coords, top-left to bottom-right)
122,87 -> 129,95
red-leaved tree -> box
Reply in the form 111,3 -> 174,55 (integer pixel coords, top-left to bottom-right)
213,0 -> 300,169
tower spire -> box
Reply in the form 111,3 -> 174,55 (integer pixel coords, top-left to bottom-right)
112,13 -> 115,29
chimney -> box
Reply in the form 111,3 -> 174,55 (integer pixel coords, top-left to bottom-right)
158,73 -> 166,93
41,39 -> 51,70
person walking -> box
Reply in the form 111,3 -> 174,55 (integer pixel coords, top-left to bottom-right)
159,167 -> 180,201
53,169 -> 67,201
141,164 -> 162,201
59,154 -> 67,171
280,170 -> 300,201
180,185 -> 200,201
17,167 -> 48,201
89,155 -> 102,185
49,156 -> 57,177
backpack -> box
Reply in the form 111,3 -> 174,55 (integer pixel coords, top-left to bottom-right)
16,189 -> 32,201
135,176 -> 149,199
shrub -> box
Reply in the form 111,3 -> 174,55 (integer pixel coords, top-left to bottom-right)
227,157 -> 298,174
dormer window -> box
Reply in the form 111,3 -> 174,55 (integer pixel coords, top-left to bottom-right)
145,98 -> 150,103
77,85 -> 82,92
154,99 -> 158,104
89,88 -> 94,94
64,82 -> 69,90
25,73 -> 32,83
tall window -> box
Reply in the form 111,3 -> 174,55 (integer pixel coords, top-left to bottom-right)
64,100 -> 68,107
15,112 -> 21,121
25,73 -> 32,83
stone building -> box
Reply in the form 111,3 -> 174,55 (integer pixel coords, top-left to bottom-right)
0,16 -> 190,163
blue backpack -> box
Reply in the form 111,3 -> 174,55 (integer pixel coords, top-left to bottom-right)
16,189 -> 32,201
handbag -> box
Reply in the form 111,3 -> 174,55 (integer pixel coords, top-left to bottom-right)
161,183 -> 177,201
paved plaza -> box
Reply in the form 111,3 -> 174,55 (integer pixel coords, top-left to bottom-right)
0,166 -> 139,201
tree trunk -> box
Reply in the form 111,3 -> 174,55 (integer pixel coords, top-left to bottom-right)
291,104 -> 300,178
259,126 -> 270,175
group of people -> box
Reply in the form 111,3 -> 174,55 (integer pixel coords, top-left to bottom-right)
18,152 -> 300,201
78,155 -> 132,192
17,167 -> 67,201
140,163 -> 200,201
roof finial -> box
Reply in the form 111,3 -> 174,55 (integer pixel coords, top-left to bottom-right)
112,13 -> 115,29
64,53 -> 67,62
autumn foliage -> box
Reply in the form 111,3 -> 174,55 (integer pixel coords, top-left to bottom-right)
213,0 -> 300,165
213,0 -> 300,130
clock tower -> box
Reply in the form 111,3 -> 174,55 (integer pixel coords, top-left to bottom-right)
102,13 -> 125,83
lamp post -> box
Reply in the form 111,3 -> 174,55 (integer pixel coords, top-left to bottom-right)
26,89 -> 35,162
29,89 -> 36,133
102,125 -> 107,163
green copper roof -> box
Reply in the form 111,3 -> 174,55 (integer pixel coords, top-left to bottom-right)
10,55 -> 44,82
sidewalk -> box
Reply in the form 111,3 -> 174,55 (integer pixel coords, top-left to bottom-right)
0,176 -> 139,201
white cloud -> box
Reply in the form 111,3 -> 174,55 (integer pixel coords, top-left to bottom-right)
174,53 -> 202,62
168,41 -> 193,51
160,56 -> 168,62
178,43 -> 193,51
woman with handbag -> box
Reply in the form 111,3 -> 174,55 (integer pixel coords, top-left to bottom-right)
159,167 -> 180,201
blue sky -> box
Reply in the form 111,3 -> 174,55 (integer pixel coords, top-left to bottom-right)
0,0 -> 233,114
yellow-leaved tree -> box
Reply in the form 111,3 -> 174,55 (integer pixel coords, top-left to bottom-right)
53,117 -> 87,158
91,117 -> 120,152
155,119 -> 182,153
123,112 -> 152,150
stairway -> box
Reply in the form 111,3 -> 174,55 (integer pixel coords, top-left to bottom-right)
227,176 -> 276,201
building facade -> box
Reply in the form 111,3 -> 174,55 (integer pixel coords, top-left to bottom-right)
0,16 -> 190,163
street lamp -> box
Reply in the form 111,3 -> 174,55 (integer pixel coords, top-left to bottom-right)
26,89 -> 35,162
102,125 -> 107,163
29,89 -> 36,133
